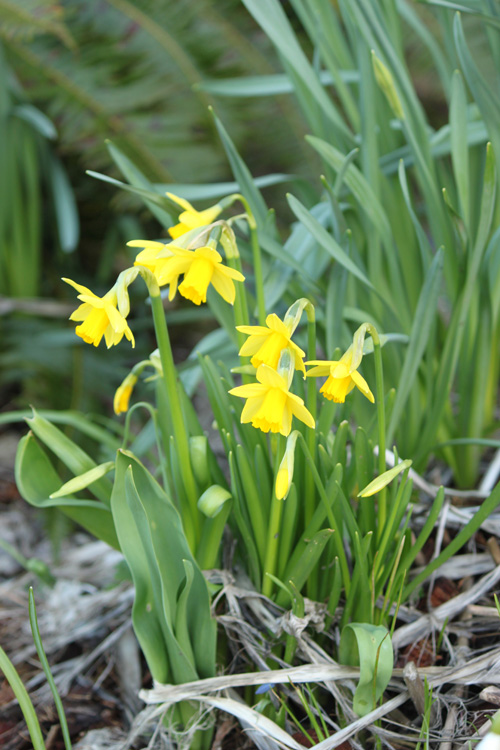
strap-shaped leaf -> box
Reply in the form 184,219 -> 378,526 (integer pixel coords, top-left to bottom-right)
26,409 -> 112,506
287,193 -> 373,289
339,623 -> 393,716
15,434 -> 119,549
114,450 -> 216,682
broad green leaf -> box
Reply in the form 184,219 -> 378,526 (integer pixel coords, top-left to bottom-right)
26,409 -> 112,506
287,194 -> 374,289
110,455 -> 169,683
15,434 -> 119,549
117,451 -> 216,681
339,623 -> 393,716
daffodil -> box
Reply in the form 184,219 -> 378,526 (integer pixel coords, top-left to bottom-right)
113,372 -> 138,415
229,364 -> 315,436
236,313 -> 306,374
306,348 -> 374,403
161,245 -> 245,305
167,193 -> 222,240
128,240 -> 182,299
63,278 -> 134,348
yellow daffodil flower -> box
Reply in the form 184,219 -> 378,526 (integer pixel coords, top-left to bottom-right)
128,240 -> 181,299
63,278 -> 134,348
161,245 -> 245,305
306,348 -> 374,403
229,364 -> 315,436
113,372 -> 138,415
167,193 -> 222,240
236,313 -> 306,374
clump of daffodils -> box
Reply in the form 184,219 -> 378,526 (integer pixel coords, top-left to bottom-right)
62,191 -> 376,492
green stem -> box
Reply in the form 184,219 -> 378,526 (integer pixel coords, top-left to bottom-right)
364,324 -> 386,541
150,292 -> 200,544
304,303 -> 317,529
262,435 -> 285,597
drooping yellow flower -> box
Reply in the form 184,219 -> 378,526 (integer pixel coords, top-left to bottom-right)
229,364 -> 315,437
236,313 -> 306,374
167,193 -> 222,240
63,278 -> 135,348
306,348 -> 374,404
128,240 -> 180,299
161,245 -> 245,305
113,373 -> 138,415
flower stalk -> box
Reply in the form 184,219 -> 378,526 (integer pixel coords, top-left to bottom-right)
150,291 -> 200,545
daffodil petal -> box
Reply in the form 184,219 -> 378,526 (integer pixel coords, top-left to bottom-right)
166,192 -> 194,212
62,277 -> 95,297
256,364 -> 287,390
288,394 -> 315,428
266,313 -> 290,338
305,364 -> 332,377
241,395 -> 266,422
229,383 -> 267,399
351,370 -> 375,402
127,240 -> 166,250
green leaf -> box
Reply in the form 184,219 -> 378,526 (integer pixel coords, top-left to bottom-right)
280,529 -> 333,599
454,13 -> 500,167
387,248 -> 444,446
47,154 -> 79,253
306,136 -> 393,249
105,140 -> 174,228
26,409 -> 112,506
286,193 -> 374,289
15,433 -> 119,549
210,108 -> 268,226
240,0 -> 353,142
50,461 -> 115,499
198,70 -> 358,98
114,451 -> 216,681
450,70 -> 470,227
339,623 -> 393,716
